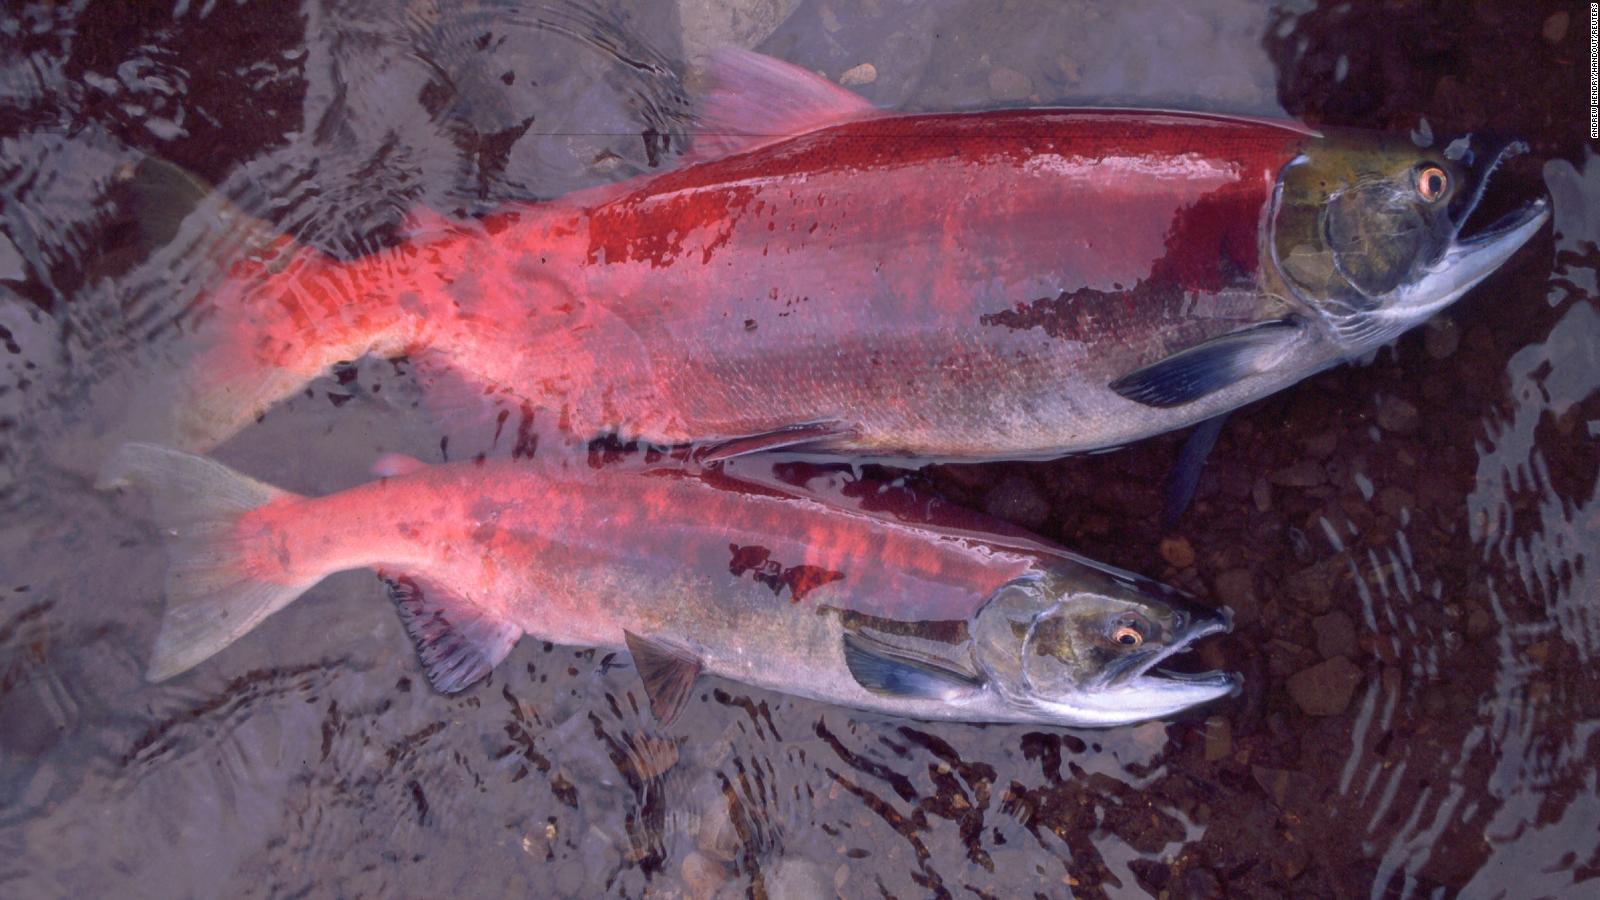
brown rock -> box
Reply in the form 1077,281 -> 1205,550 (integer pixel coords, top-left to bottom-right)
1287,656 -> 1364,716
839,62 -> 877,86
988,66 -> 1033,101
1159,536 -> 1196,569
1424,317 -> 1460,359
1213,569 -> 1258,624
1285,557 -> 1345,613
682,851 -> 729,900
1312,610 -> 1358,659
1251,476 -> 1272,512
1376,396 -> 1420,434
1203,716 -> 1232,762
1270,460 -> 1324,488
1543,11 -> 1569,43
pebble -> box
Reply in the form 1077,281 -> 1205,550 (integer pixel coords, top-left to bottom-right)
984,475 -> 1051,530
681,851 -> 729,900
1269,460 -> 1324,488
1424,317 -> 1460,359
1159,536 -> 1196,569
1203,716 -> 1232,762
1543,11 -> 1569,43
987,66 -> 1033,101
839,62 -> 877,86
1285,558 -> 1343,613
1213,569 -> 1258,624
1376,396 -> 1420,434
677,0 -> 801,63
1312,611 -> 1357,659
1287,656 -> 1363,716
1251,476 -> 1272,512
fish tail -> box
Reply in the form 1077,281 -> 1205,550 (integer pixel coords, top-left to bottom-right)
98,443 -> 318,681
116,156 -> 420,452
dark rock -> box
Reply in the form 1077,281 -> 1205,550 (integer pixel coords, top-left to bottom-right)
1312,611 -> 1358,659
1424,317 -> 1460,359
1376,396 -> 1420,433
984,475 -> 1050,530
1269,460 -> 1324,488
1287,656 -> 1364,716
1213,569 -> 1258,624
1284,557 -> 1345,613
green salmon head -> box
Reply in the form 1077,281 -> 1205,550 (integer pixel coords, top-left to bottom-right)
1268,136 -> 1548,349
969,569 -> 1236,727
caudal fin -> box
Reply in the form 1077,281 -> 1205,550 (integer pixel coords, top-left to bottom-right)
98,443 -> 314,680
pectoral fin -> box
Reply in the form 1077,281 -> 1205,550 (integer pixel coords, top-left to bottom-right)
384,575 -> 522,693
1110,319 -> 1304,408
842,633 -> 982,700
625,631 -> 702,725
699,420 -> 851,463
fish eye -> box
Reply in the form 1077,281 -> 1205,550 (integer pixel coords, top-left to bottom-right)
1109,613 -> 1148,647
1415,165 -> 1448,202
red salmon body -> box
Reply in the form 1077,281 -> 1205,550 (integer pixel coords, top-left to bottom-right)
158,52 -> 1320,459
103,444 -> 1237,726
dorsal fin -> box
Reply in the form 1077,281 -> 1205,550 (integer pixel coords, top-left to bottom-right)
384,575 -> 522,692
684,48 -> 878,164
624,631 -> 702,725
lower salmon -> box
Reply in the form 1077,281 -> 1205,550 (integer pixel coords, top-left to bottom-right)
100,443 -> 1235,727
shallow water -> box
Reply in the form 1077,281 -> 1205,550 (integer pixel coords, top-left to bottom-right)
1,1 -> 1594,897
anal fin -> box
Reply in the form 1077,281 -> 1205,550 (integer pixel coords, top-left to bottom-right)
1110,319 -> 1304,408
384,574 -> 522,693
624,631 -> 702,725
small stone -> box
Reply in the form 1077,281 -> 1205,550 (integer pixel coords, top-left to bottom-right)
987,66 -> 1033,101
984,475 -> 1051,530
1287,656 -> 1364,716
1055,53 -> 1082,83
681,851 -> 729,900
1424,317 -> 1460,359
1159,536 -> 1196,569
767,859 -> 834,900
1203,716 -> 1232,762
1285,559 -> 1342,613
1269,460 -> 1324,487
1378,487 -> 1414,518
1312,610 -> 1358,659
1213,569 -> 1258,624
1543,11 -> 1569,43
839,62 -> 877,86
1465,606 -> 1493,639
1376,396 -> 1420,434
819,3 -> 841,33
1526,640 -> 1552,665
1251,476 -> 1272,512
1303,431 -> 1339,458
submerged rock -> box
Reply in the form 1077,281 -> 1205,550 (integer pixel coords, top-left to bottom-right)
1287,656 -> 1363,716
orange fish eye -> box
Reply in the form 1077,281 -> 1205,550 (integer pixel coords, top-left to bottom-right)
1112,624 -> 1144,647
1416,165 -> 1448,202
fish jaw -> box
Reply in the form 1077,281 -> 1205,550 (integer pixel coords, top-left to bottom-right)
1369,196 -> 1550,335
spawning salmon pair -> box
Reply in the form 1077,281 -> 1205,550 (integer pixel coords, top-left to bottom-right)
103,50 -> 1547,727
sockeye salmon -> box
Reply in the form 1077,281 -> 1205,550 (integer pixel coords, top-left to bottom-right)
99,443 -> 1236,727
142,49 -> 1548,459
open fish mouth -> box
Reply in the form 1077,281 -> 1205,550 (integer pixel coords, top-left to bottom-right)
1102,607 -> 1236,689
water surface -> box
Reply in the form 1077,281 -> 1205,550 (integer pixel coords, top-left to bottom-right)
1,1 -> 1594,896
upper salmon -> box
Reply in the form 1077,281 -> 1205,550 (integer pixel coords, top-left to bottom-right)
143,49 -> 1548,460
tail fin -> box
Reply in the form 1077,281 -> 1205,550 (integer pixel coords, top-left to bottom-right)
114,157 -> 381,454
98,443 -> 314,681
